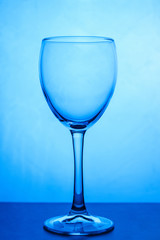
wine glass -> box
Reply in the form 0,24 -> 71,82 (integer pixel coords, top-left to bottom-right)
39,36 -> 117,235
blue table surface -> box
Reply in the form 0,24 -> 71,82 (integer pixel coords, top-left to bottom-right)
0,202 -> 160,240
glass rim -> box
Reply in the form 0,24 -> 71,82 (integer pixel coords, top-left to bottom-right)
42,36 -> 114,44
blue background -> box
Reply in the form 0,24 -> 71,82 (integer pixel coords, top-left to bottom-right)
0,0 -> 160,202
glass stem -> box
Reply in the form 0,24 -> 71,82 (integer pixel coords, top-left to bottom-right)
70,130 -> 87,214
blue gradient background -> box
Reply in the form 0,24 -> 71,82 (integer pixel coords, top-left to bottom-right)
0,0 -> 160,202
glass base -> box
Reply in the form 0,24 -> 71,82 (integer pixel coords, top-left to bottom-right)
44,213 -> 114,236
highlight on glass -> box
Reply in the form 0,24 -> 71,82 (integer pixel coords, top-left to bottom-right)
39,36 -> 117,235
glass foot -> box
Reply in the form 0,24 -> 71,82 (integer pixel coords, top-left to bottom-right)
44,213 -> 114,236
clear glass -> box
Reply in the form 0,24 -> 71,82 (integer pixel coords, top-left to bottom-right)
39,36 -> 117,235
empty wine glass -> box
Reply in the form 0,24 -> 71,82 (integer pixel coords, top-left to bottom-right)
39,36 -> 117,235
